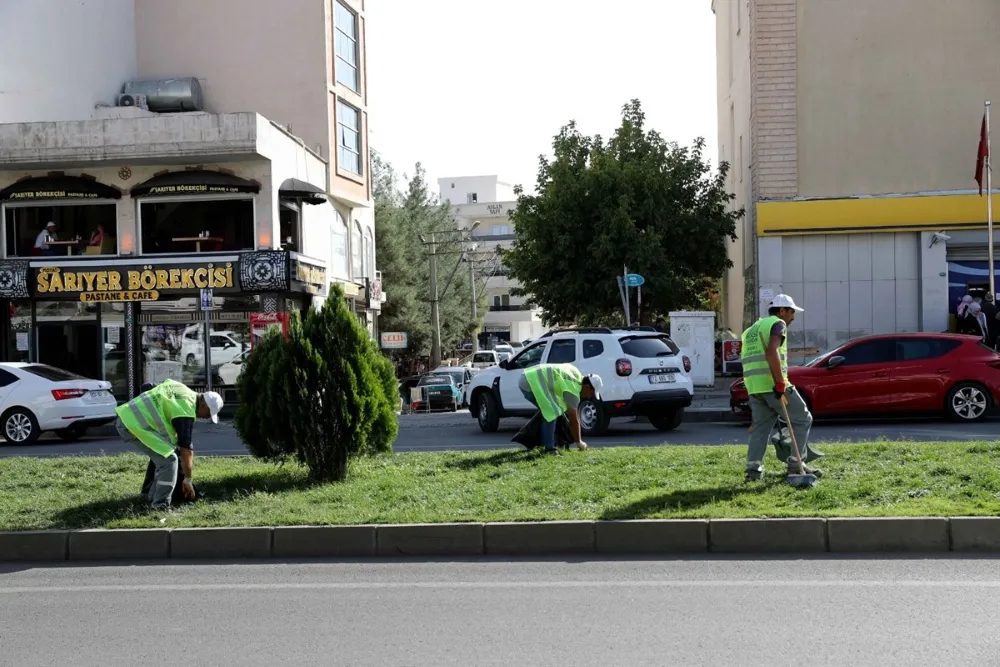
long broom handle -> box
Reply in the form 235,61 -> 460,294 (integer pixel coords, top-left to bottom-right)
779,395 -> 807,475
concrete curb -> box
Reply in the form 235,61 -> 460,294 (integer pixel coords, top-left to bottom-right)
684,408 -> 745,423
2,517 -> 998,561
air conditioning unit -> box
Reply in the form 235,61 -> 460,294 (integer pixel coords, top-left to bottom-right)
116,93 -> 148,109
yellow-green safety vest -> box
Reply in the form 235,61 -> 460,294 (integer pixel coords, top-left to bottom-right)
740,315 -> 792,395
115,379 -> 198,457
524,363 -> 584,422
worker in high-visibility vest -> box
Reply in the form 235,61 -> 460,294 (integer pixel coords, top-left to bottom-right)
739,294 -> 823,481
518,363 -> 604,456
116,379 -> 223,509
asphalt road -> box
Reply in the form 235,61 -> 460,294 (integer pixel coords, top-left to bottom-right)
0,557 -> 997,666
1,413 -> 997,458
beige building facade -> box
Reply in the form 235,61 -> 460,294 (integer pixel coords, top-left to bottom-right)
714,0 -> 1000,358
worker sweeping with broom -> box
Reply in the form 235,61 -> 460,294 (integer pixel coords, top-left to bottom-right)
739,294 -> 823,487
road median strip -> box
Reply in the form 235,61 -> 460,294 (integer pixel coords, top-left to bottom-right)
1,517 -> 998,561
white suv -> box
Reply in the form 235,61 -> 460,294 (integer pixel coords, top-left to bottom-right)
465,327 -> 694,436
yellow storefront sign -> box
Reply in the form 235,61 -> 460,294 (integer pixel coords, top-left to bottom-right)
80,290 -> 160,303
37,263 -> 235,301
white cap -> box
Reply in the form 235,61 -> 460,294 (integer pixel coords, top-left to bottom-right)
202,391 -> 223,423
586,374 -> 604,399
46,221 -> 56,228
770,294 -> 804,312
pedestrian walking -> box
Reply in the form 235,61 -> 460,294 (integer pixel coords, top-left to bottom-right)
115,379 -> 223,509
739,294 -> 823,481
518,363 -> 603,456
968,301 -> 989,343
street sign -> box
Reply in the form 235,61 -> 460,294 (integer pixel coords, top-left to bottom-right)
625,273 -> 645,287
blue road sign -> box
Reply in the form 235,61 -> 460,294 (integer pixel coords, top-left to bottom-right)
625,273 -> 645,287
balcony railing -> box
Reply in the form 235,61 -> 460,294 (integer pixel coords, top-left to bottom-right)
489,304 -> 534,312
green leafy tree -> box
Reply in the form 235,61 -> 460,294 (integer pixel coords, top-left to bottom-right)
373,153 -> 482,360
234,285 -> 398,482
504,99 -> 743,326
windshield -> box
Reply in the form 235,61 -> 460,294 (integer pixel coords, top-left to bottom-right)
473,352 -> 495,363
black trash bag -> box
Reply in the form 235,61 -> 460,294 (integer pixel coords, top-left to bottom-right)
511,412 -> 575,450
141,460 -> 199,505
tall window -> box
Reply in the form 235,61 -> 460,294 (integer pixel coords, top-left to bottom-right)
332,209 -> 349,278
334,1 -> 360,92
337,100 -> 362,175
352,221 -> 363,279
361,230 -> 370,278
365,228 -> 374,277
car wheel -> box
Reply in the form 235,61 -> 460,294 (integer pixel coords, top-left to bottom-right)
577,398 -> 609,437
946,382 -> 992,422
476,392 -> 500,433
2,408 -> 40,445
56,426 -> 88,442
185,354 -> 196,366
649,409 -> 684,432
451,399 -> 458,412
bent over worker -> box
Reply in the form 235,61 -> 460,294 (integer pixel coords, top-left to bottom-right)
115,379 -> 223,509
518,363 -> 604,456
740,294 -> 823,481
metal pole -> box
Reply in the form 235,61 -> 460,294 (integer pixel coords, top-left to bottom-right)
470,258 -> 479,352
988,101 -> 995,298
429,233 -> 442,368
623,265 -> 631,326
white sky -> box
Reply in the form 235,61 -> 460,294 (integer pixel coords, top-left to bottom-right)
367,0 -> 719,198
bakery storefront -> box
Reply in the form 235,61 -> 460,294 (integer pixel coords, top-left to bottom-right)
0,250 -> 326,403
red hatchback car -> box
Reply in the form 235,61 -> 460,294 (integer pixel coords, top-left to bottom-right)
729,333 -> 1000,422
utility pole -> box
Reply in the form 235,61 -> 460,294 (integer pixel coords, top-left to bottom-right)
470,258 -> 479,352
429,233 -> 442,368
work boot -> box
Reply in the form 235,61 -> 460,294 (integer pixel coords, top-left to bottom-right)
786,458 -> 823,478
745,463 -> 764,482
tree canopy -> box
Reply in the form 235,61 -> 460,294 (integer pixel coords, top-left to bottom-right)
503,99 -> 743,326
373,154 -> 483,360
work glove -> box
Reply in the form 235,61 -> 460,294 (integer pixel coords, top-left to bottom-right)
773,381 -> 787,399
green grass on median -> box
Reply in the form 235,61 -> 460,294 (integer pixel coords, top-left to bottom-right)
1,441 -> 999,531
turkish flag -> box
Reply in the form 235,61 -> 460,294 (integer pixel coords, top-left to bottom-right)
976,113 -> 989,196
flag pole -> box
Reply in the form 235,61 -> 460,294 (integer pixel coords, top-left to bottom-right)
988,100 -> 994,298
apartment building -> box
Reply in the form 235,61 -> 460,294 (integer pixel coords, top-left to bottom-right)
439,176 -> 545,345
714,0 -> 1000,359
0,0 -> 379,403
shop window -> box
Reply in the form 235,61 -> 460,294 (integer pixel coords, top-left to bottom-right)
210,321 -> 251,390
101,303 -> 128,398
279,202 -> 301,253
34,300 -> 101,381
139,199 -> 254,254
6,300 -> 31,362
5,204 -> 116,257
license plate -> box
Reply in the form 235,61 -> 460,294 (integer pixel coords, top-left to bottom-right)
88,390 -> 110,398
648,374 -> 675,384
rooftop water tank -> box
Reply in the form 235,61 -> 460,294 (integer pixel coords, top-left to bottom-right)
122,78 -> 204,112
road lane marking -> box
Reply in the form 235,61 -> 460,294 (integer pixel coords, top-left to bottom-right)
1,580 -> 998,594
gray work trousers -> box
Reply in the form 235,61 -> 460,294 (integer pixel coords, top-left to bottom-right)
746,387 -> 820,469
116,417 -> 178,508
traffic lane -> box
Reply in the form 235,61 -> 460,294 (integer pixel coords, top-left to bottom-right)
392,412 -> 1000,451
0,423 -> 249,458
0,557 -> 997,667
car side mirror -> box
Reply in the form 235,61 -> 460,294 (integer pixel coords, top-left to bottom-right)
498,360 -> 508,370
826,356 -> 845,369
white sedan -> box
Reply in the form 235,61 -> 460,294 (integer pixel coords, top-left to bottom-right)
0,363 -> 117,445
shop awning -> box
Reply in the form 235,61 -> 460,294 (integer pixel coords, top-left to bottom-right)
131,170 -> 261,197
279,178 -> 327,205
0,175 -> 122,201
